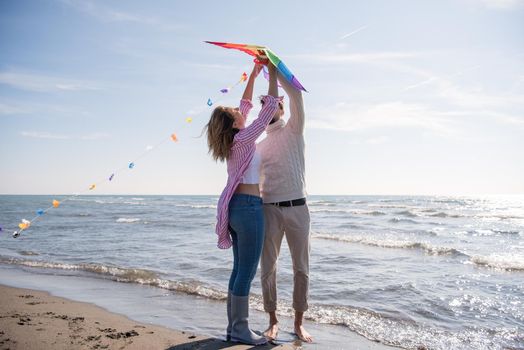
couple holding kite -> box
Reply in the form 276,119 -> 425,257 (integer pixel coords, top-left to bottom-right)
205,49 -> 312,345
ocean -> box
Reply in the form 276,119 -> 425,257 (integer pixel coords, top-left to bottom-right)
0,195 -> 523,349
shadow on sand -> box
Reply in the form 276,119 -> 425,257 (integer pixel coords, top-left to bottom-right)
166,337 -> 290,350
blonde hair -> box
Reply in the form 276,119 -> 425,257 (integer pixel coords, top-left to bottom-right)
205,106 -> 238,162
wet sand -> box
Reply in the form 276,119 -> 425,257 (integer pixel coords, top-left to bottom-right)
0,284 -> 293,350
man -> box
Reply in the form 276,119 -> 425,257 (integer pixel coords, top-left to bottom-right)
257,70 -> 312,343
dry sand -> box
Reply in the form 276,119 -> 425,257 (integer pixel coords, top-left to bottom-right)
0,284 -> 293,350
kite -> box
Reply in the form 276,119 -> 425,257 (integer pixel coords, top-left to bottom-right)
205,41 -> 307,92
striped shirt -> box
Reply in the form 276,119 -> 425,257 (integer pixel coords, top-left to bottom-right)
215,95 -> 279,249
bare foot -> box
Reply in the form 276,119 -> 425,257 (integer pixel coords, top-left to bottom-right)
263,323 -> 279,341
294,325 -> 313,343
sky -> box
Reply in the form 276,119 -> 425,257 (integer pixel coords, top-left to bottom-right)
0,0 -> 523,195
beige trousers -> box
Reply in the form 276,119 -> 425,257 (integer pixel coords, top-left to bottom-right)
260,203 -> 311,313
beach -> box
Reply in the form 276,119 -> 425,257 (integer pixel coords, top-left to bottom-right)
0,284 -> 294,350
0,282 -> 394,350
1,284 -> 205,350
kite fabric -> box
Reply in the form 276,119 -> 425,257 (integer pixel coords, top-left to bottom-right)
205,41 -> 307,92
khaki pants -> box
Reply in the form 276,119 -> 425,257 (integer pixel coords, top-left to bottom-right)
260,203 -> 311,313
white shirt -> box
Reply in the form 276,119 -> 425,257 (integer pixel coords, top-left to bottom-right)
240,149 -> 261,184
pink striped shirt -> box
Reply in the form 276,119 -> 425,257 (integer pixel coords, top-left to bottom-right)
215,95 -> 279,249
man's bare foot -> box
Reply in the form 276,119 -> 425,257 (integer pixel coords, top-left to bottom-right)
294,325 -> 313,343
263,322 -> 279,341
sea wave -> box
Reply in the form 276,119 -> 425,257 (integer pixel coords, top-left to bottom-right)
351,210 -> 386,216
68,198 -> 146,206
493,229 -> 522,235
395,210 -> 419,218
368,204 -> 409,209
282,303 -> 521,350
122,201 -> 147,206
0,255 -> 521,349
389,217 -> 419,224
467,229 -> 523,237
310,207 -> 385,215
308,200 -> 337,207
0,257 -> 227,300
313,233 -> 524,272
429,212 -> 462,218
116,218 -> 141,223
175,204 -> 217,209
309,208 -> 350,214
312,233 -> 466,256
18,250 -> 39,256
470,254 -> 524,271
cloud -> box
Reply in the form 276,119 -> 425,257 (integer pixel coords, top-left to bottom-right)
20,131 -> 110,140
307,99 -> 524,137
307,101 -> 459,135
59,0 -> 183,31
0,71 -> 101,93
376,60 -> 524,111
340,25 -> 369,40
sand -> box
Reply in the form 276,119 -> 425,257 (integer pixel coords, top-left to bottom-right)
0,284 -> 293,350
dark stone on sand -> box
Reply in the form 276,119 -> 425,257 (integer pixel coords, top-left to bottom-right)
86,335 -> 101,341
18,295 -> 34,299
105,329 -> 139,339
98,327 -> 116,333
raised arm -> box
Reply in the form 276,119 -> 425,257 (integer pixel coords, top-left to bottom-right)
278,71 -> 305,134
241,64 -> 263,102
235,63 -> 279,145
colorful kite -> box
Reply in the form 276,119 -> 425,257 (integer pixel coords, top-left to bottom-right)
205,41 -> 307,92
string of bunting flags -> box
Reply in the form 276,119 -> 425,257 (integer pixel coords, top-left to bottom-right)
5,41 -> 306,239
5,71 -> 249,238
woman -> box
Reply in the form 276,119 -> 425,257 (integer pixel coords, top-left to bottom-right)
205,61 -> 279,345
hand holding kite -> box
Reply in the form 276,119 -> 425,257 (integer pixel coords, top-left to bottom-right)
252,63 -> 264,78
205,41 -> 307,92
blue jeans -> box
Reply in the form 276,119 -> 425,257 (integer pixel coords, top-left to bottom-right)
228,194 -> 265,297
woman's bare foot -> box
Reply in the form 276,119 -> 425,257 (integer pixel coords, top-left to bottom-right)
294,325 -> 313,343
263,322 -> 279,341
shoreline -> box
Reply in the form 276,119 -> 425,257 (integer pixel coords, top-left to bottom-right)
0,284 -> 294,350
0,264 -> 398,350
